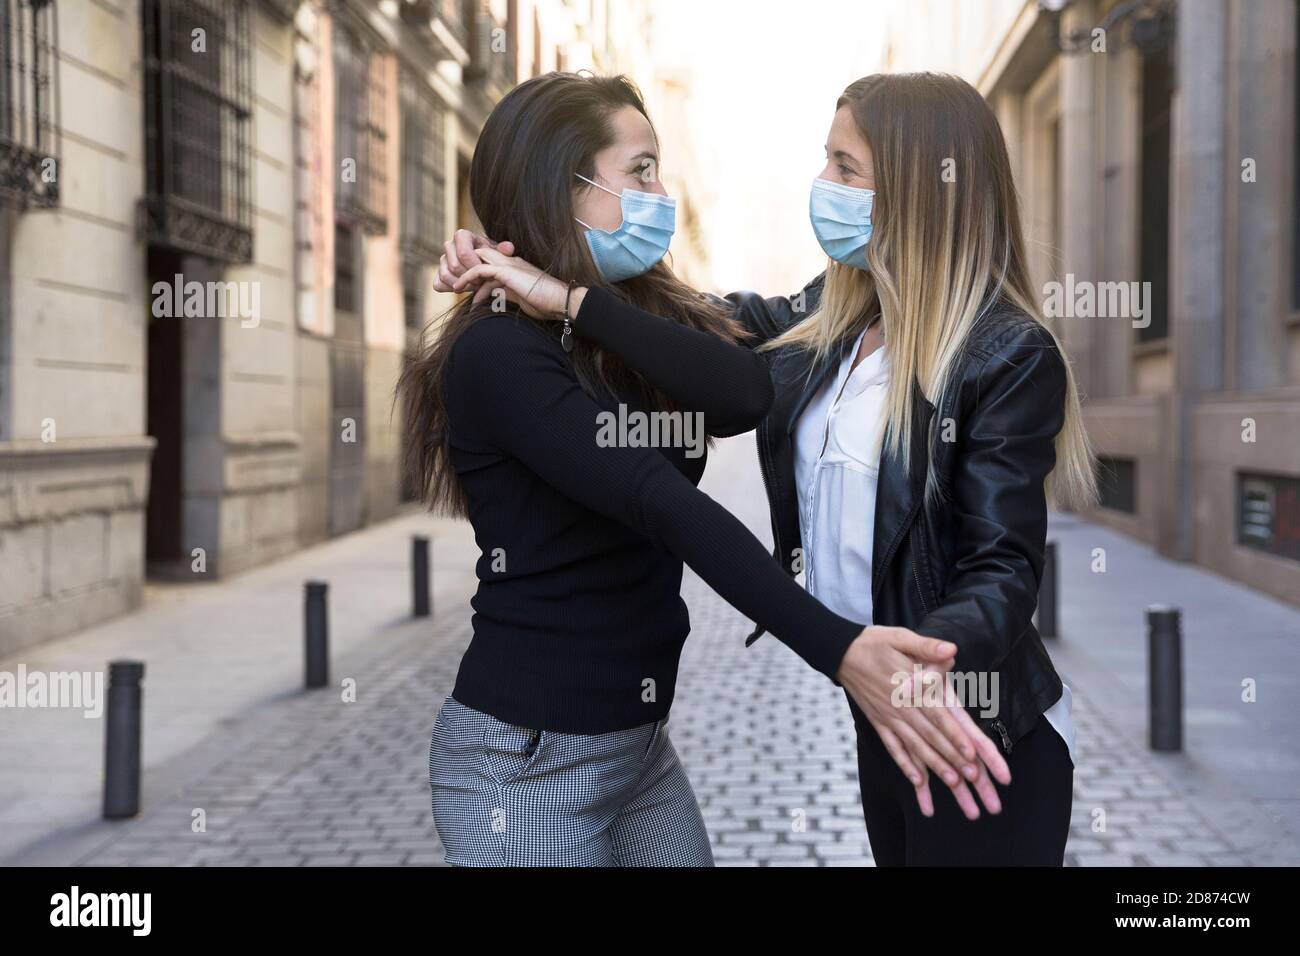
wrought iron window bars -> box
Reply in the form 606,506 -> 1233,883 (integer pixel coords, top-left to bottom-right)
0,0 -> 60,210
141,0 -> 254,263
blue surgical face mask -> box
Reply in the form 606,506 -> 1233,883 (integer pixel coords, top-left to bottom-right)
574,173 -> 676,282
809,177 -> 874,270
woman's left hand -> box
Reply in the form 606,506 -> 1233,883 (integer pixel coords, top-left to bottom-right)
836,626 -> 1011,820
451,247 -> 586,321
864,675 -> 1008,821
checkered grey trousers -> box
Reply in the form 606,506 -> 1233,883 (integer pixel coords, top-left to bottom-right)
428,696 -> 714,867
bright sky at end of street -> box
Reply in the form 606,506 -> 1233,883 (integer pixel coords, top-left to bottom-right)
650,0 -> 890,295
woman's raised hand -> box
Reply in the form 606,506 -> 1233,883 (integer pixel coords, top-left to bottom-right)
434,229 -> 512,297
451,246 -> 585,321
835,626 -> 1012,819
435,229 -> 585,321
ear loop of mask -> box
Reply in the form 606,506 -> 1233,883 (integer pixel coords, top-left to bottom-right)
575,171 -> 621,197
573,172 -> 622,231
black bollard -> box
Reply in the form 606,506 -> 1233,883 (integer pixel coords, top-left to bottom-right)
305,580 -> 329,689
1038,540 -> 1058,639
412,535 -> 430,618
103,660 -> 145,819
1147,605 -> 1183,752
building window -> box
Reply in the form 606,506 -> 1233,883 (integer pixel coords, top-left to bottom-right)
333,4 -> 387,235
1238,473 -> 1300,562
0,0 -> 60,210
334,221 -> 356,313
1136,38 -> 1172,343
399,68 -> 445,330
1097,456 -> 1137,514
141,0 -> 252,263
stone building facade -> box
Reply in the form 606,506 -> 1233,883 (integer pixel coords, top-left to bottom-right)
0,0 -> 691,655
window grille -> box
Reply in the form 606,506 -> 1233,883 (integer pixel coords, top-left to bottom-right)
0,0 -> 60,210
141,0 -> 253,263
399,66 -> 445,329
333,2 -> 387,234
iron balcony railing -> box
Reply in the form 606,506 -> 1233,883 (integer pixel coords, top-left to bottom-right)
462,0 -> 510,93
401,0 -> 468,56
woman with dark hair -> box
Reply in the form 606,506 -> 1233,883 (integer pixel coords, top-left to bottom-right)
442,71 -> 1097,866
397,72 -> 1002,867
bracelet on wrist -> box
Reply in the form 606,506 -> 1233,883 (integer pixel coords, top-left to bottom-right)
561,279 -> 579,353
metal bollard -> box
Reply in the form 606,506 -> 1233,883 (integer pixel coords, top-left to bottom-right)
1038,540 -> 1058,639
412,535 -> 430,618
1147,605 -> 1183,752
103,660 -> 145,819
305,580 -> 329,690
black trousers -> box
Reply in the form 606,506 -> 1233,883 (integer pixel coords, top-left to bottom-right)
847,692 -> 1074,866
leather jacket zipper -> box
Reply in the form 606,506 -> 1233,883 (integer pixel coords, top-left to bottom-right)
991,719 -> 1013,754
873,497 -> 923,602
911,554 -> 932,614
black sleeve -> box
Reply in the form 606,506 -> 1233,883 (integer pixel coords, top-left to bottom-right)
450,316 -> 863,680
571,286 -> 773,437
912,325 -> 1067,675
724,272 -> 827,344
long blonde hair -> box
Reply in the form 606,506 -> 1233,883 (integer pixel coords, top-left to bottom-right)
767,73 -> 1097,510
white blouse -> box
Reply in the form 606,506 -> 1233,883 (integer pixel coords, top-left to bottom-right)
793,328 -> 1076,765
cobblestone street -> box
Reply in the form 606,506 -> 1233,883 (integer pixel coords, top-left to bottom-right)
3,435 -> 1295,867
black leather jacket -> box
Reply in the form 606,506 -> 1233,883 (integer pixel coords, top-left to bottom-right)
728,275 -> 1066,754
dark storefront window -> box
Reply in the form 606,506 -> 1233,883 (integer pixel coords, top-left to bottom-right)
142,0 -> 252,263
1097,456 -> 1138,514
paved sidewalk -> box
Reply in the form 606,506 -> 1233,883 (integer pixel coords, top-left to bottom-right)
0,510 -> 477,864
1043,512 -> 1300,866
2,435 -> 1296,866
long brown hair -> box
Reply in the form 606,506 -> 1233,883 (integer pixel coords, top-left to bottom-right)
397,73 -> 738,516
765,72 -> 1097,510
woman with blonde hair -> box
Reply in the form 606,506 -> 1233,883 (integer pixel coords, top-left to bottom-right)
437,70 -> 1092,865
737,72 -> 1096,864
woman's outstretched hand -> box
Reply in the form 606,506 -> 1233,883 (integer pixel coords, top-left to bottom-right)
836,626 -> 1012,820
